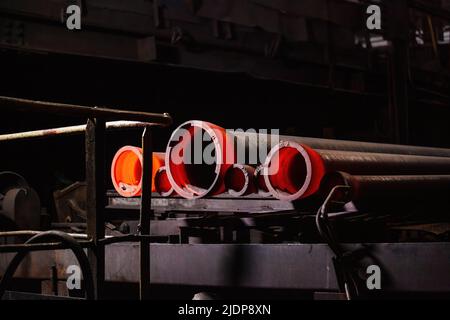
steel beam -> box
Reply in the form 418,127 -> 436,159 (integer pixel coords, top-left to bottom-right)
1,243 -> 450,293
85,118 -> 106,300
139,127 -> 153,300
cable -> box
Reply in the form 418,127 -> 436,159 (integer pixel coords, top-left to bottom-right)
0,231 -> 95,300
315,185 -> 361,300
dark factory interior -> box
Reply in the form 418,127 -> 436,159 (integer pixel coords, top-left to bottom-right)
0,0 -> 450,303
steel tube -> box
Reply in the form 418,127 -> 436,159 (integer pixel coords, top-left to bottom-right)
264,141 -> 450,201
320,172 -> 450,208
0,121 -> 154,143
233,133 -> 450,158
110,147 -> 165,197
165,121 -> 234,199
165,120 -> 450,199
165,121 -> 279,199
224,164 -> 256,197
0,95 -> 172,126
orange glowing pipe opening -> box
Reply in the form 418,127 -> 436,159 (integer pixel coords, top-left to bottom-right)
111,146 -> 165,197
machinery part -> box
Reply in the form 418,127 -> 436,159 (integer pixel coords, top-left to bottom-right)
315,185 -> 360,300
264,141 -> 450,201
224,164 -> 256,197
0,172 -> 28,194
253,165 -> 272,197
165,120 -> 235,199
319,172 -> 450,210
0,188 -> 41,230
53,182 -> 87,223
110,146 -> 165,197
154,166 -> 174,197
0,171 -> 40,230
0,231 -> 94,300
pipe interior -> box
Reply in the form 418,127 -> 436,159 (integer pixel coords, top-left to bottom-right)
155,169 -> 172,194
267,146 -> 307,196
225,167 -> 247,192
168,125 -> 219,196
114,150 -> 142,189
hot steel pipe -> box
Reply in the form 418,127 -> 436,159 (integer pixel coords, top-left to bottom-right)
264,141 -> 450,201
165,121 -> 235,199
165,120 -> 450,199
254,165 -> 272,197
164,121 -> 279,199
110,146 -> 165,197
154,166 -> 174,197
224,164 -> 257,197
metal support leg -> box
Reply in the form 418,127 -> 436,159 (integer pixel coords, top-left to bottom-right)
85,118 -> 106,300
140,127 -> 153,300
387,0 -> 410,144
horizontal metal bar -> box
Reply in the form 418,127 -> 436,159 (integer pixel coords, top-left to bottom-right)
0,121 -> 152,142
2,291 -> 85,300
149,243 -> 450,293
0,96 -> 172,126
0,230 -> 89,239
2,243 -> 449,293
0,241 -> 93,253
99,234 -> 168,246
107,194 -> 294,214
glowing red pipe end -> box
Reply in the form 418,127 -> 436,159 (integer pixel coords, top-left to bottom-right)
111,146 -> 165,197
224,164 -> 256,197
165,121 -> 235,199
264,141 -> 326,201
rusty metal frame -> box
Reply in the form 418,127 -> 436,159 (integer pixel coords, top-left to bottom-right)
0,95 -> 172,300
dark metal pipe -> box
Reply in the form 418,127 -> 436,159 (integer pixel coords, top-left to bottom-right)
0,241 -> 93,253
317,149 -> 450,175
320,172 -> 450,208
233,132 -> 450,158
0,95 -> 172,126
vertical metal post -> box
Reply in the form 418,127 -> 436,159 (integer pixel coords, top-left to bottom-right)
139,127 -> 153,300
85,118 -> 106,300
387,0 -> 410,144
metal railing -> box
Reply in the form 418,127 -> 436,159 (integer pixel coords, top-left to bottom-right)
0,95 -> 172,300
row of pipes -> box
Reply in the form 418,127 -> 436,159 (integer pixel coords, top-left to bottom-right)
111,120 -> 450,209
